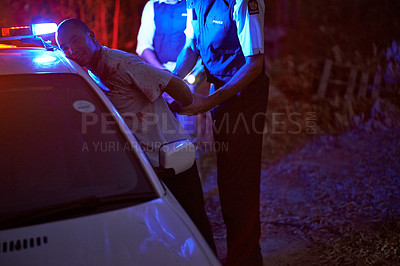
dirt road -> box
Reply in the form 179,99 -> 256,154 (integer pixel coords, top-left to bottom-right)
198,95 -> 400,265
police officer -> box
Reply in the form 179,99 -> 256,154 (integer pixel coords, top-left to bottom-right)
174,0 -> 268,265
136,0 -> 187,72
137,0 -> 202,138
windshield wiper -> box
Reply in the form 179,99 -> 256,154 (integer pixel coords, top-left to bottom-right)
0,192 -> 157,230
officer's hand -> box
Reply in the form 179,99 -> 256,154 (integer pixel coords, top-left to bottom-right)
179,93 -> 212,115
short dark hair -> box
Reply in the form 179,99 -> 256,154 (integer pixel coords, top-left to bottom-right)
57,18 -> 90,34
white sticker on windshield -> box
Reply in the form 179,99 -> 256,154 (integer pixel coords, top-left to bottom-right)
73,100 -> 96,113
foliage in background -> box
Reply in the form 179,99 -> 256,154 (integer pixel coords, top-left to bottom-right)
281,0 -> 400,62
384,40 -> 400,85
271,0 -> 400,84
267,0 -> 400,136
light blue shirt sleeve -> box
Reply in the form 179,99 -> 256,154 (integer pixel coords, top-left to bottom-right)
233,0 -> 265,56
184,7 -> 195,39
136,1 -> 156,56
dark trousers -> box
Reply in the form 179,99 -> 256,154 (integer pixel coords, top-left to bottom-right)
211,72 -> 269,266
162,162 -> 217,253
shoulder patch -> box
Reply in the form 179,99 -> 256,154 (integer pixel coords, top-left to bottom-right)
248,0 -> 259,15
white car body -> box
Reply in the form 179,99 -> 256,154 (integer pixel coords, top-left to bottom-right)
0,45 -> 219,266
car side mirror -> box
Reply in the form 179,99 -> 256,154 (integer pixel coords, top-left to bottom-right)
157,139 -> 195,176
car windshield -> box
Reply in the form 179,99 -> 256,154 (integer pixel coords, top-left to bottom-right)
0,73 -> 156,223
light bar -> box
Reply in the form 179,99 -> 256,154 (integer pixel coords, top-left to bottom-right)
0,44 -> 17,49
32,23 -> 57,36
0,23 -> 57,41
1,26 -> 31,38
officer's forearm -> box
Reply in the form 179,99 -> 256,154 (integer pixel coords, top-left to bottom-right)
164,76 -> 193,106
209,53 -> 264,107
174,39 -> 198,78
140,48 -> 165,69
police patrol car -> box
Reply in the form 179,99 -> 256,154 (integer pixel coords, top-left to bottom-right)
0,23 -> 219,266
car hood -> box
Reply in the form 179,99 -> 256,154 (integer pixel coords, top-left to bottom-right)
0,194 -> 219,266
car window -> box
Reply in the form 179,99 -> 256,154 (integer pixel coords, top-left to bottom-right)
0,73 -> 156,222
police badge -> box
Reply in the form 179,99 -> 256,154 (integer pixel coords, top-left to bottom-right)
248,0 -> 259,15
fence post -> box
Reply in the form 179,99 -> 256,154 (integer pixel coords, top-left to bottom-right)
358,71 -> 369,99
318,59 -> 333,97
346,67 -> 358,98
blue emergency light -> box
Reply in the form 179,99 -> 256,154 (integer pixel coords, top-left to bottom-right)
0,23 -> 57,41
32,23 -> 58,36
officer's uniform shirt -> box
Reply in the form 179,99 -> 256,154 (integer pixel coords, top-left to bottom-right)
136,0 -> 186,72
185,0 -> 265,57
183,2 -> 268,264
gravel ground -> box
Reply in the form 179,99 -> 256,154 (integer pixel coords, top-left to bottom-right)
197,95 -> 400,265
